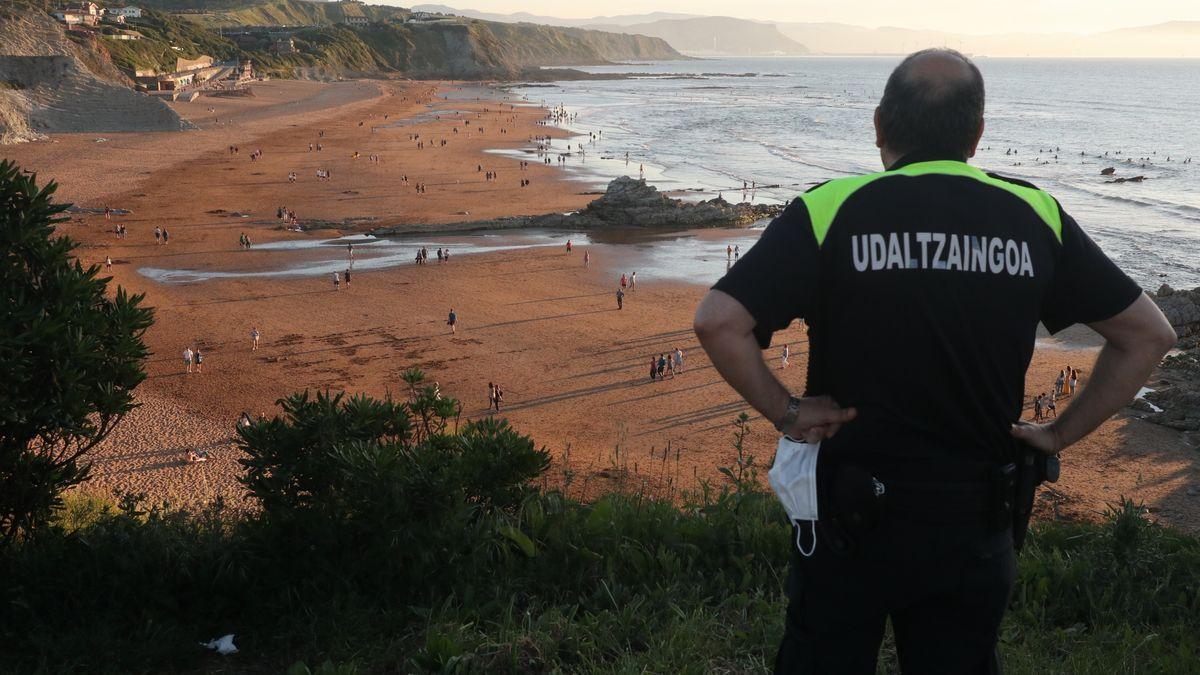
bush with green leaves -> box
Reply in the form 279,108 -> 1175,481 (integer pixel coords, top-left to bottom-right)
0,160 -> 152,545
3,367 -> 1198,672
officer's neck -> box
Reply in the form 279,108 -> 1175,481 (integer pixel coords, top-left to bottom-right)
883,148 -> 970,171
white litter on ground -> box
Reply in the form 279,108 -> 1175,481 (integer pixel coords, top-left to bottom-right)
201,634 -> 238,655
1135,387 -> 1164,413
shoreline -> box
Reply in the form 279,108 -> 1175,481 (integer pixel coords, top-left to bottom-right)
6,77 -> 1197,533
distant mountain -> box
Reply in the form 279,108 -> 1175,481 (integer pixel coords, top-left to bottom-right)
404,5 -> 1200,58
409,5 -> 701,27
586,17 -> 808,56
774,20 -> 1200,57
408,5 -> 807,55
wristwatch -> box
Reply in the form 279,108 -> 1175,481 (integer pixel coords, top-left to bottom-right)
774,395 -> 803,433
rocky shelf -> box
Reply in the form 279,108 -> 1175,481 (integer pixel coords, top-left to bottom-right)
369,176 -> 783,237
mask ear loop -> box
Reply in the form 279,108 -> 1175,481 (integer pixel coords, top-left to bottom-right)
795,521 -> 817,557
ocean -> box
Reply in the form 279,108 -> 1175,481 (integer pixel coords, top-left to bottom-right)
508,57 -> 1200,290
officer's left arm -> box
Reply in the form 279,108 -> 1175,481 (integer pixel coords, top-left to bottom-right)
1013,293 -> 1175,453
1013,209 -> 1176,453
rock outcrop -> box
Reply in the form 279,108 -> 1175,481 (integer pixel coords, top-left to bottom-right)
1141,285 -> 1200,431
371,176 -> 782,236
1155,284 -> 1200,340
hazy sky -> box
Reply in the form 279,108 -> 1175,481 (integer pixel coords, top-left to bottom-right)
414,0 -> 1200,34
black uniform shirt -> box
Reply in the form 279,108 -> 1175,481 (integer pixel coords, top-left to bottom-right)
713,151 -> 1142,472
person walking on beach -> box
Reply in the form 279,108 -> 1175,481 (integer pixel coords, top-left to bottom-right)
162,229 -> 170,245
492,383 -> 503,411
251,326 -> 261,351
1054,370 -> 1065,398
1033,394 -> 1044,422
566,239 -> 573,253
154,227 -> 162,245
584,250 -> 590,268
695,48 -> 1176,672
781,343 -> 790,369
447,308 -> 457,334
657,353 -> 667,379
629,271 -> 637,291
649,356 -> 657,381
105,256 -> 112,269
674,347 -> 684,374
620,273 -> 627,289
1069,368 -> 1079,396
194,349 -> 204,374
344,268 -> 351,287
616,287 -> 624,310
332,271 -> 340,291
183,346 -> 194,374
727,244 -> 733,261
733,244 -> 739,261
1046,392 -> 1058,418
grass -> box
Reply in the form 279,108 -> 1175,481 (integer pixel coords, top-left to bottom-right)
1,407 -> 1197,673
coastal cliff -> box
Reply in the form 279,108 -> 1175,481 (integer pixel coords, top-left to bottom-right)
0,9 -> 188,143
117,0 -> 684,79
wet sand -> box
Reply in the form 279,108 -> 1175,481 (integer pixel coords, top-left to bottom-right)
9,78 -> 1198,531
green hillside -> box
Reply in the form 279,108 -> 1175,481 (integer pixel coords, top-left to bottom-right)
94,0 -> 681,79
170,0 -> 404,28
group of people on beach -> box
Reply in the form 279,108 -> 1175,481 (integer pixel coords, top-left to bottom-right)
649,348 -> 685,381
332,269 -> 351,290
412,246 -> 450,265
1032,366 -> 1080,422
487,382 -> 504,411
277,206 -> 299,228
182,346 -> 204,374
238,232 -> 253,249
154,226 -> 170,245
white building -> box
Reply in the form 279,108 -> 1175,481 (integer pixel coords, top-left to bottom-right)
110,6 -> 143,19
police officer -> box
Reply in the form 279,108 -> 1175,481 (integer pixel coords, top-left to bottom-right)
693,49 -> 1176,673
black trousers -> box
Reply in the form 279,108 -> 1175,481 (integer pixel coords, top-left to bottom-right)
774,515 -> 1015,674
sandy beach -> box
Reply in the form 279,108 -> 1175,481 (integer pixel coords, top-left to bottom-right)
7,77 -> 1198,532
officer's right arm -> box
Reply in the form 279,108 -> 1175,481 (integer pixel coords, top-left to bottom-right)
695,290 -> 856,441
695,199 -> 855,440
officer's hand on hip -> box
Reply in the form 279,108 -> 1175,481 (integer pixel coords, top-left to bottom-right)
787,395 -> 858,443
1010,421 -> 1065,455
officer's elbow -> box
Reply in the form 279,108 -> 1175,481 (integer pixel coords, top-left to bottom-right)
694,291 -> 736,342
1151,322 -> 1179,356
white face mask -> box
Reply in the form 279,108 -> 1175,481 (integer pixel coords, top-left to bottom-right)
768,436 -> 821,557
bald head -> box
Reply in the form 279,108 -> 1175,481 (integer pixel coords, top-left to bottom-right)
875,48 -> 985,163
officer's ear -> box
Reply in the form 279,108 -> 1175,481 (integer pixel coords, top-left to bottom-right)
873,106 -> 885,149
967,118 -> 985,159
